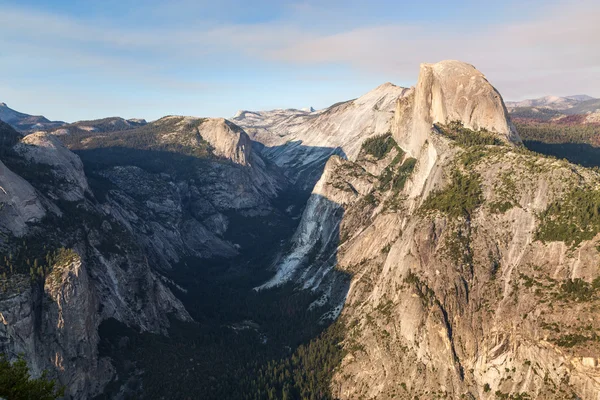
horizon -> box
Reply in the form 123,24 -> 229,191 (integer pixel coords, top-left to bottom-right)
1,0 -> 599,122
1,88 -> 598,125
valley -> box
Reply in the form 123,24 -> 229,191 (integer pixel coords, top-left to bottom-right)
1,60 -> 600,400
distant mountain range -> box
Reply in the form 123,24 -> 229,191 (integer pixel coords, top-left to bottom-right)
50,116 -> 147,136
0,102 -> 148,134
0,102 -> 65,132
507,94 -> 600,126
506,94 -> 600,114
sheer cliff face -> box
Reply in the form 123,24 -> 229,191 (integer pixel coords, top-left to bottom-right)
259,61 -> 600,399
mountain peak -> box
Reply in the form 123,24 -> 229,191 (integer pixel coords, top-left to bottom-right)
396,59 -> 520,156
376,82 -> 398,89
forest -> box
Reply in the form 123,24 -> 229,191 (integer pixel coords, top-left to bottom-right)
514,119 -> 600,168
0,354 -> 64,400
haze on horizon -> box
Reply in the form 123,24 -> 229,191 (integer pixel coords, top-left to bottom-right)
0,0 -> 598,122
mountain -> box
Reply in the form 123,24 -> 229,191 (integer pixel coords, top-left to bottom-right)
0,102 -> 65,132
0,114 -> 296,398
50,117 -> 147,136
565,94 -> 595,102
565,98 -> 600,115
506,95 -> 596,110
0,120 -> 191,398
507,94 -> 600,170
507,95 -> 600,123
2,60 -> 600,399
233,82 -> 410,190
252,61 -> 600,399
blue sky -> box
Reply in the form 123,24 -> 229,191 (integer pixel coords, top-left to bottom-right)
0,0 -> 598,122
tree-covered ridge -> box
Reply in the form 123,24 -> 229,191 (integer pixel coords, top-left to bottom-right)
0,354 -> 64,400
61,116 -> 213,159
422,170 -> 483,219
378,155 -> 417,193
536,187 -> 600,247
515,120 -> 600,146
434,120 -> 504,147
0,120 -> 22,152
513,117 -> 600,169
54,117 -> 146,135
509,107 -> 564,122
55,116 -> 223,181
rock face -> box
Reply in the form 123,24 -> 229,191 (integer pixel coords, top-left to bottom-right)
234,83 -> 410,189
197,118 -> 252,165
0,246 -> 191,398
257,61 -> 600,399
0,122 -> 193,398
0,159 -> 46,236
395,60 -> 521,157
15,132 -> 90,201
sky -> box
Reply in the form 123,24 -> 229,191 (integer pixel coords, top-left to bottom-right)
0,0 -> 599,122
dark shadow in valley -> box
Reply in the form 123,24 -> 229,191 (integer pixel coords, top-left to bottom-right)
253,140 -> 347,192
74,140 -> 351,399
523,140 -> 600,168
96,193 -> 351,400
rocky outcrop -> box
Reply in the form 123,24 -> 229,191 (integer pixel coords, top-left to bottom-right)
395,60 -> 520,158
0,244 -> 190,399
15,132 -> 90,201
256,155 -> 373,292
197,118 -> 252,166
327,141 -> 600,399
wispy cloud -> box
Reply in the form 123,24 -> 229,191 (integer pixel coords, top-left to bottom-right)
254,1 -> 600,99
0,0 -> 598,120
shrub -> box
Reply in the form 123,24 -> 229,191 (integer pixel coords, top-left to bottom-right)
392,158 -> 417,191
422,170 -> 483,218
536,187 -> 600,246
361,133 -> 397,159
557,278 -> 595,302
0,354 -> 64,400
489,201 -> 514,214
